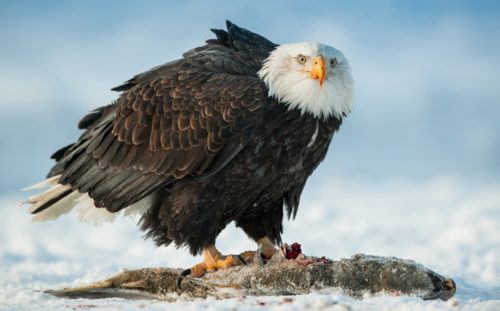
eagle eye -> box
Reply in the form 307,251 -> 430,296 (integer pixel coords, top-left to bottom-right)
297,55 -> 307,64
330,58 -> 338,66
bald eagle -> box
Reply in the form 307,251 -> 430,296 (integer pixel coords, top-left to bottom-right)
24,21 -> 353,279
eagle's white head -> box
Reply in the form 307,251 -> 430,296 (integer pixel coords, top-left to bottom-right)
258,42 -> 354,119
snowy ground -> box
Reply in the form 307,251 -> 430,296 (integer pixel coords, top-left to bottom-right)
1,177 -> 499,310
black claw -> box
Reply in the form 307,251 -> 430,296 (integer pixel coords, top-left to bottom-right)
237,254 -> 248,265
176,268 -> 191,290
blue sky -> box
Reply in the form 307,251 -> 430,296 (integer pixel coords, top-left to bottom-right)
1,1 -> 500,193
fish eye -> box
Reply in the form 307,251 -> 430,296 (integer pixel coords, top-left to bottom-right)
330,58 -> 338,66
297,55 -> 307,64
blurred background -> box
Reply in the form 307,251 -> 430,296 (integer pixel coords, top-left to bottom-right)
1,0 -> 499,192
1,1 -> 500,308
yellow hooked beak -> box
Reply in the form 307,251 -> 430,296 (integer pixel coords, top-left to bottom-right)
309,55 -> 326,87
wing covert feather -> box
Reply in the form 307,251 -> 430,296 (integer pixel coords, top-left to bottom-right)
92,70 -> 268,179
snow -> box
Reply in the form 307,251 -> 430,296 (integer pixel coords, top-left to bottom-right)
1,176 -> 499,310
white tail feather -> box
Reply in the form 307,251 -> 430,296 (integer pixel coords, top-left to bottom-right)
23,176 -> 153,225
31,190 -> 81,222
21,175 -> 60,191
25,184 -> 71,213
74,193 -> 117,225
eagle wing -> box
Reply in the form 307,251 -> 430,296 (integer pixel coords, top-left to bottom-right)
106,70 -> 266,177
47,21 -> 278,214
50,68 -> 269,213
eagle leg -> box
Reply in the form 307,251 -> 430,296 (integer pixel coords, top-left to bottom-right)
177,245 -> 245,289
239,237 -> 279,264
192,245 -> 245,277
